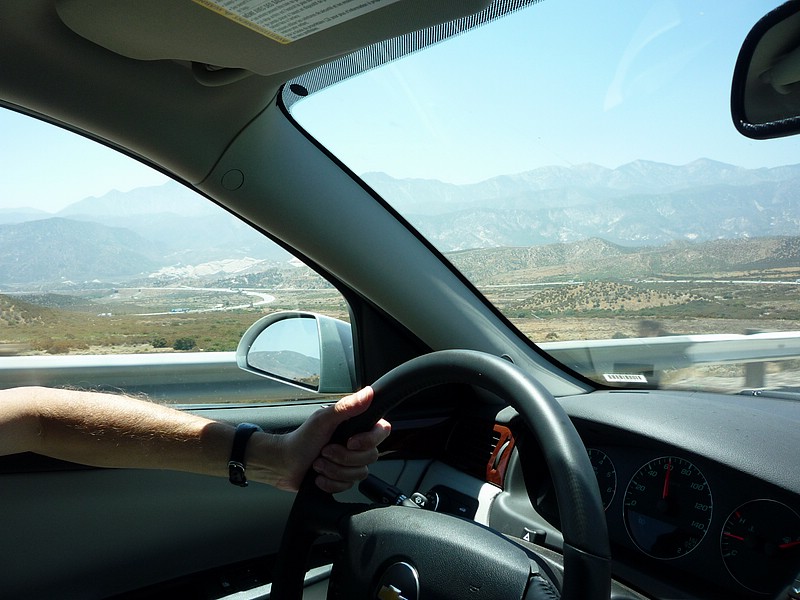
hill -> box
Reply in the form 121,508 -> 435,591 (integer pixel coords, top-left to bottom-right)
2,160 -> 798,286
447,236 -> 800,284
364,160 -> 800,249
0,218 -> 162,284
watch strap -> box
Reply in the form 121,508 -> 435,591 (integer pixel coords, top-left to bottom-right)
228,423 -> 262,487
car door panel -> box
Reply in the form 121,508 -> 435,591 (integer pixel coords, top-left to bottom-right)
0,402 -> 419,599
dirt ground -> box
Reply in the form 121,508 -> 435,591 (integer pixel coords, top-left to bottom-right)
510,316 -> 799,342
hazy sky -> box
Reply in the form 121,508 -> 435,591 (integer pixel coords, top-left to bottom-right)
2,0 -> 798,212
0,110 -> 168,213
292,0 -> 800,183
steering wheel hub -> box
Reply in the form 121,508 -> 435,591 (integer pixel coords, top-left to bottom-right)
375,561 -> 419,600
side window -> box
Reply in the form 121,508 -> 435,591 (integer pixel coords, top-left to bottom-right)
0,109 -> 349,405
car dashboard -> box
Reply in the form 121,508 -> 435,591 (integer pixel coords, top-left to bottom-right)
410,388 -> 800,600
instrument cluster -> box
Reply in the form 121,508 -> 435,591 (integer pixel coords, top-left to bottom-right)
585,446 -> 800,596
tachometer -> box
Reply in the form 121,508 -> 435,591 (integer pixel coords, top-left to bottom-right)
721,499 -> 800,595
623,456 -> 712,559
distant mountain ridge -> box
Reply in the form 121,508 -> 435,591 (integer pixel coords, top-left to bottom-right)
0,218 -> 162,284
57,181 -> 217,218
363,159 -> 800,213
1,160 -> 798,285
363,159 -> 800,250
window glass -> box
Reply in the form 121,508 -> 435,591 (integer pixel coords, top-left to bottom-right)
0,109 -> 348,405
290,0 -> 800,395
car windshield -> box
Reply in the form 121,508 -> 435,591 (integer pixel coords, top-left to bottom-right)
287,0 -> 800,395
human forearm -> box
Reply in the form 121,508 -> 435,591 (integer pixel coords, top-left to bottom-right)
0,385 -> 390,492
0,386 -> 240,478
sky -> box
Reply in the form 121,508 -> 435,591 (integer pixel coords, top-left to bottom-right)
0,110 -> 168,213
2,0 -> 799,212
291,0 -> 800,184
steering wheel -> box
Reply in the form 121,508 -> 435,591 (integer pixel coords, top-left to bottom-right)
270,349 -> 611,600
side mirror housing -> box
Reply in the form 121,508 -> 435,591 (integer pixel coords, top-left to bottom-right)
732,0 -> 800,138
236,311 -> 356,394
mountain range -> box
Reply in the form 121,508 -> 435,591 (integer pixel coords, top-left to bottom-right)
0,159 -> 798,285
362,159 -> 800,249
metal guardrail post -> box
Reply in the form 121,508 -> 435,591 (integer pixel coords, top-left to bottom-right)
745,329 -> 765,388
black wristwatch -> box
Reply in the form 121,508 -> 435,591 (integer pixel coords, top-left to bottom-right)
228,423 -> 262,487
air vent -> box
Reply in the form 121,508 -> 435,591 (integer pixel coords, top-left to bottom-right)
444,419 -> 515,487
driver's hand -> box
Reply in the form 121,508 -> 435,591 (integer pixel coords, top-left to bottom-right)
266,387 -> 391,493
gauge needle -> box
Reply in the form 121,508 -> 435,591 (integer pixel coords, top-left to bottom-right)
779,540 -> 800,549
723,532 -> 745,541
662,459 -> 672,499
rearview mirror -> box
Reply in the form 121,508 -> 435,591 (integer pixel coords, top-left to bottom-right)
732,0 -> 800,138
236,311 -> 356,394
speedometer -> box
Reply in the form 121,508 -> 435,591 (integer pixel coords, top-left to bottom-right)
623,456 -> 712,559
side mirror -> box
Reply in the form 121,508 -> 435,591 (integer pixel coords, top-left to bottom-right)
236,311 -> 356,394
732,0 -> 800,138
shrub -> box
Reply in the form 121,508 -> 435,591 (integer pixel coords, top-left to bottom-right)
46,340 -> 73,354
172,337 -> 196,351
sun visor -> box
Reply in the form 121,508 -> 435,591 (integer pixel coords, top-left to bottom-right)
55,0 -> 489,77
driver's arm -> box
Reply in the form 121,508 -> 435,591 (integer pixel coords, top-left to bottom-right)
0,385 -> 390,493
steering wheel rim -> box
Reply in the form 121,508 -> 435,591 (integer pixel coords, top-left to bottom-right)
270,349 -> 611,600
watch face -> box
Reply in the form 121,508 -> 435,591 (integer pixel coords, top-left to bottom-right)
228,461 -> 248,487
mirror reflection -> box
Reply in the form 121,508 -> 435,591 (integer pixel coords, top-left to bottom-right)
247,316 -> 321,389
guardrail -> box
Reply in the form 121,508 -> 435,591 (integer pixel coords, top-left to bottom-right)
1,331 -> 798,402
540,330 -> 800,389
0,352 -> 317,405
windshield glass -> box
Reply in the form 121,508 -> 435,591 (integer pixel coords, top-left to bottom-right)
288,0 -> 800,395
